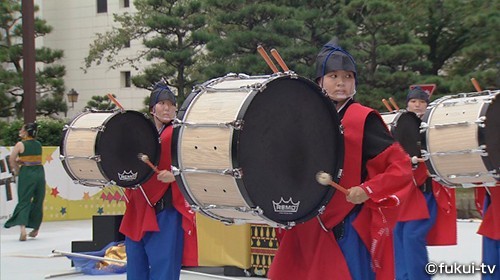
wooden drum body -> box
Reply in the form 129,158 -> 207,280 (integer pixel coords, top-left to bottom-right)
422,91 -> 500,187
172,73 -> 344,227
60,110 -> 160,187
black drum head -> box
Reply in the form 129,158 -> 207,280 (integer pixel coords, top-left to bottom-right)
485,94 -> 500,180
236,76 -> 343,225
97,111 -> 160,187
392,112 -> 422,158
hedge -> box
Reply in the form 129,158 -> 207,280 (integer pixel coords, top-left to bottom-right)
0,118 -> 66,146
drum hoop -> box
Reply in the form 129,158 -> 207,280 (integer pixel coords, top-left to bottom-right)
422,100 -> 443,183
60,112 -> 87,182
478,101 -> 496,173
60,111 -> 116,184
231,87 -> 259,209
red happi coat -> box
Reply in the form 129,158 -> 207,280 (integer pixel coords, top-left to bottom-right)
268,103 -> 413,280
397,157 -> 457,245
119,125 -> 198,266
426,180 -> 457,245
477,186 -> 500,240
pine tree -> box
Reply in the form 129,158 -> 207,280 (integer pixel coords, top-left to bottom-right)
84,0 -> 212,106
0,0 -> 68,118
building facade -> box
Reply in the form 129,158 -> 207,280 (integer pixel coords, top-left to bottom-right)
40,0 -> 151,118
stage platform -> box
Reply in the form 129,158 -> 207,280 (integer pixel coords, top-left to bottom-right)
1,219 -> 484,279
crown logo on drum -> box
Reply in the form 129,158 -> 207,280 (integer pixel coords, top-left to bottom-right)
118,170 -> 138,181
272,197 -> 300,214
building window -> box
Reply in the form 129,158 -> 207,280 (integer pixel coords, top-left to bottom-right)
97,0 -> 107,13
122,71 -> 131,88
123,0 -> 130,8
124,40 -> 130,48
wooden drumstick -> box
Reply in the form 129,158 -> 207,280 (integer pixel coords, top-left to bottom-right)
270,48 -> 290,72
382,98 -> 393,112
257,45 -> 279,73
471,78 -> 483,92
316,171 -> 349,195
138,153 -> 160,173
389,97 -> 400,111
107,93 -> 124,110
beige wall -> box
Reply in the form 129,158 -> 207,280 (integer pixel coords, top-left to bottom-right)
39,0 -> 153,118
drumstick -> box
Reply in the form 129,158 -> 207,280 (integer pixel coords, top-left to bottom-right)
138,153 -> 160,173
471,78 -> 482,92
257,45 -> 279,73
411,156 -> 426,164
270,48 -> 290,72
382,99 -> 393,112
315,171 -> 349,195
389,97 -> 400,111
107,93 -> 124,110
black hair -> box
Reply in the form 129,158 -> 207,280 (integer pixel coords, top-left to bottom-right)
24,122 -> 38,138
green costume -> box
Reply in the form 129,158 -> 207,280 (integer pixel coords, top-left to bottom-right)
4,139 -> 46,230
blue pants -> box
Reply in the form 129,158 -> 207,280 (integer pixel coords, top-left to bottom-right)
125,207 -> 184,280
394,191 -> 437,280
482,194 -> 500,280
338,209 -> 375,280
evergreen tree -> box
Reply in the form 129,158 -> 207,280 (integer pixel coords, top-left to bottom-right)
0,0 -> 68,118
339,0 -> 428,110
400,0 -> 499,96
201,0 -> 300,78
84,0 -> 211,105
85,95 -> 117,111
272,0 -> 356,78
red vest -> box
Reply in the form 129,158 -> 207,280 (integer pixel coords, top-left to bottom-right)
395,143 -> 457,246
478,186 -> 500,240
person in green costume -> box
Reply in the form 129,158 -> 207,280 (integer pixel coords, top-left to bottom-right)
4,123 -> 46,241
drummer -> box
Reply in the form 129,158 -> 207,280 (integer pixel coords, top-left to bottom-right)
269,37 -> 414,280
119,82 -> 198,279
393,87 -> 457,280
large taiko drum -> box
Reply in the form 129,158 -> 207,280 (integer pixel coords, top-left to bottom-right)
172,73 -> 344,227
422,90 -> 500,187
60,110 -> 160,188
381,110 -> 423,158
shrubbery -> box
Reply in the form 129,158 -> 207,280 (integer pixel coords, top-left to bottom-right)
0,118 -> 66,146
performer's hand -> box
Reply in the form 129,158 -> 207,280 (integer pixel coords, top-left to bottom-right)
411,156 -> 426,164
346,186 -> 369,204
157,170 -> 175,183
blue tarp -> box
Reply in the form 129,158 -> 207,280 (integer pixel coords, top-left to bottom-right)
65,241 -> 126,275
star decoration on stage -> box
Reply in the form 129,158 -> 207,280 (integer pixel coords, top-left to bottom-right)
83,192 -> 90,200
51,187 -> 60,197
97,207 -> 104,215
60,207 -> 67,215
45,153 -> 53,163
